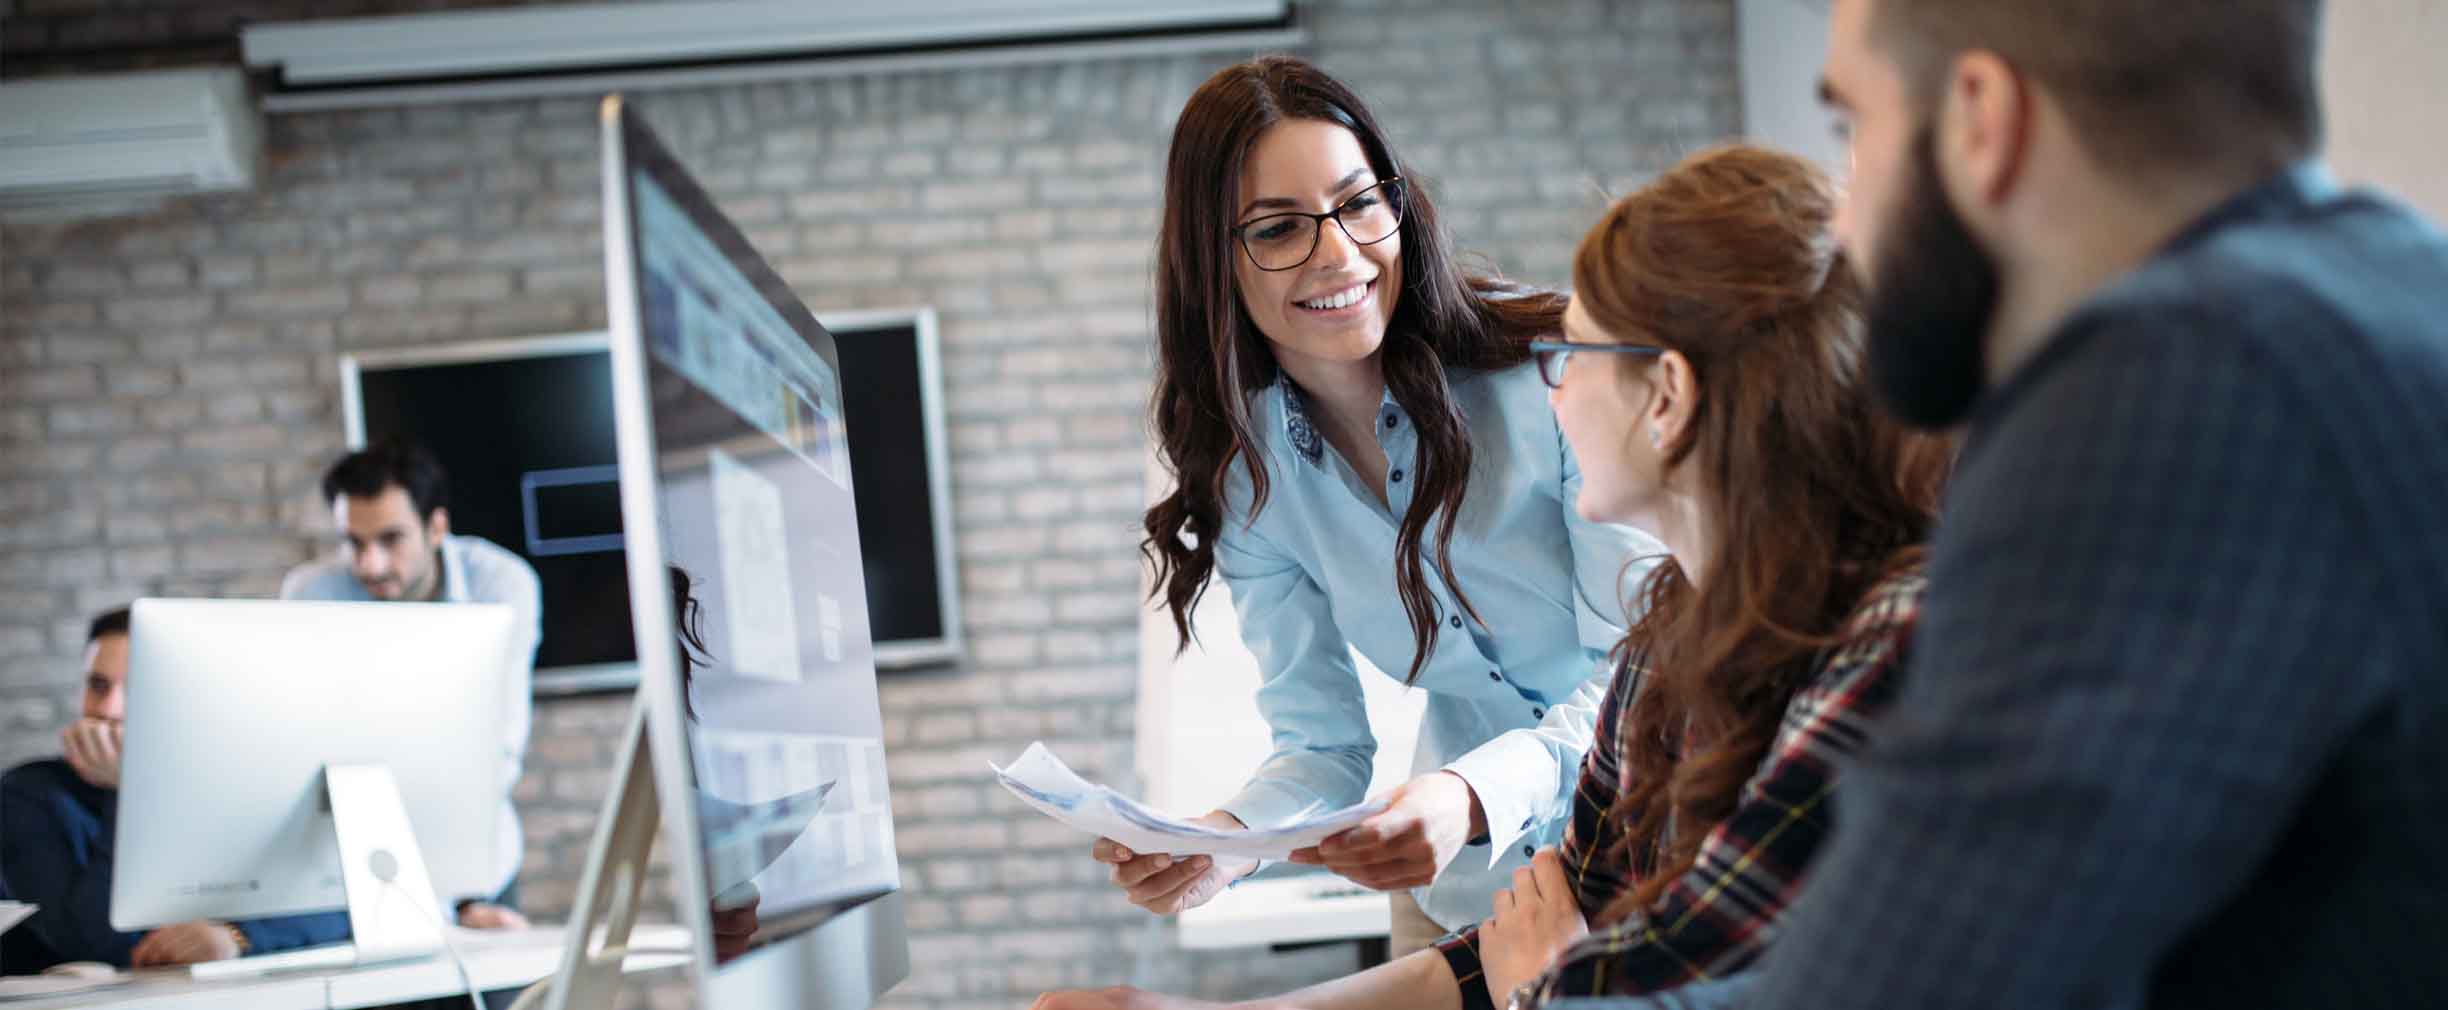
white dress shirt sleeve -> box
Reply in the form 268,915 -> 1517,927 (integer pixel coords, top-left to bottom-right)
1442,431 -> 1664,864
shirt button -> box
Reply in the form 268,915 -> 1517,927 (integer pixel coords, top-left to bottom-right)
1389,468 -> 1404,483
1449,615 -> 1462,629
1521,816 -> 1534,830
1531,707 -> 1545,719
1523,845 -> 1536,859
1384,413 -> 1400,429
1487,670 -> 1501,682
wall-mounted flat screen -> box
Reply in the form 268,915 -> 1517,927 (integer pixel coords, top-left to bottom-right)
341,310 -> 959,694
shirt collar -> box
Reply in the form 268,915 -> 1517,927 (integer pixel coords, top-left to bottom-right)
1277,378 -> 1409,469
1279,380 -> 1325,466
2158,160 -> 2336,257
433,534 -> 467,603
1964,162 -> 2338,438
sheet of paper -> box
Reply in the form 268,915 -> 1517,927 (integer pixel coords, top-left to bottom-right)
698,780 -> 836,895
990,742 -> 1390,859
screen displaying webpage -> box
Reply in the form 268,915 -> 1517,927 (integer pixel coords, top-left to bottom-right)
631,162 -> 899,952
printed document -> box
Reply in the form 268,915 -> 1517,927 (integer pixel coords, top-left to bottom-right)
992,742 -> 1389,859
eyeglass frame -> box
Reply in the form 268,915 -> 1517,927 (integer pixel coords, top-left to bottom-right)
1231,177 -> 1408,273
1528,339 -> 1666,388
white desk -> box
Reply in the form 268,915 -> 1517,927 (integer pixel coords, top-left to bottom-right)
3,925 -> 691,1010
0,971 -> 327,1010
1179,870 -> 1390,951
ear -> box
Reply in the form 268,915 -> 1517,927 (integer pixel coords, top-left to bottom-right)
1936,49 -> 2032,211
427,506 -> 452,542
1646,350 -> 1700,451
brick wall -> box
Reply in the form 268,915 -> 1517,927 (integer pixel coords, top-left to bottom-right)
0,2 -> 1740,1006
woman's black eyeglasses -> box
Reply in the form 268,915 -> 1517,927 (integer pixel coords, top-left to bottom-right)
1529,339 -> 1666,388
1233,177 -> 1407,272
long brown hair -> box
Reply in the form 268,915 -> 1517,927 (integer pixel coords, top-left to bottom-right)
1141,56 -> 1565,683
1576,145 -> 1951,923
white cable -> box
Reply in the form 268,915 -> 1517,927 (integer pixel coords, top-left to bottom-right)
506,973 -> 550,1010
386,882 -> 487,1010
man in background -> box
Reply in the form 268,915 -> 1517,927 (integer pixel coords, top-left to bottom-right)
281,438 -> 541,931
1,608 -> 351,970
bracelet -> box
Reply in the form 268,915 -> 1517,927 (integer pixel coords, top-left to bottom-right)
1503,981 -> 1540,1010
225,923 -> 251,955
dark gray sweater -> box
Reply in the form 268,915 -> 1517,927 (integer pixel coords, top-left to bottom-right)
1744,166 -> 2448,1008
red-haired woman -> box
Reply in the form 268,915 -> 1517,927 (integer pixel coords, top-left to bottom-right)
1051,143 -> 1948,1010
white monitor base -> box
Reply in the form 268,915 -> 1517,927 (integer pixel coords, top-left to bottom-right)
324,761 -> 451,967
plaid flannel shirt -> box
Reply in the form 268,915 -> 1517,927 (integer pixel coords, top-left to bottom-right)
1436,572 -> 1923,1010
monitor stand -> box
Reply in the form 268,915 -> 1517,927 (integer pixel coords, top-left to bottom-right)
529,697 -> 662,1010
324,762 -> 450,965
514,690 -> 912,1010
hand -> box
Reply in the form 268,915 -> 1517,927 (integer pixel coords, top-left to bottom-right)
1029,986 -> 1225,1010
710,891 -> 760,964
455,902 -> 531,930
1290,771 -> 1480,891
1479,848 -> 1588,1008
1092,811 -> 1257,915
131,920 -> 242,967
60,718 -> 122,790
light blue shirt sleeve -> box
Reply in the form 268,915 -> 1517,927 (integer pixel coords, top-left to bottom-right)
1210,517 -> 1378,830
462,539 -> 544,671
1441,430 -> 1664,863
455,538 -> 540,899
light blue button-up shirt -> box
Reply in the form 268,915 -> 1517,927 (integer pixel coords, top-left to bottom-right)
1213,361 -> 1664,931
280,533 -> 540,902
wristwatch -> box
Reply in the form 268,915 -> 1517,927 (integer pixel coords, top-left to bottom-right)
1503,980 -> 1540,1010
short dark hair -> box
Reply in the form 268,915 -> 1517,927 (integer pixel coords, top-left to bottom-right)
1869,0 -> 2325,179
321,438 -> 450,520
87,606 -> 131,644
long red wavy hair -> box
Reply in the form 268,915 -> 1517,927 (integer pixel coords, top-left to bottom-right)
1576,145 -> 1952,924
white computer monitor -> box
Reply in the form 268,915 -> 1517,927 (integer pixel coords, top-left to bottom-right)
586,94 -> 909,1009
111,599 -> 520,951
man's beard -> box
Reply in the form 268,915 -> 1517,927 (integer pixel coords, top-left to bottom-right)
1864,127 -> 2001,429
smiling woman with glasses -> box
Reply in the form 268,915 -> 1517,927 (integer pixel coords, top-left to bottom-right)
1101,55 -> 1666,958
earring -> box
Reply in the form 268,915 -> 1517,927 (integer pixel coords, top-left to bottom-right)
1648,427 -> 1663,448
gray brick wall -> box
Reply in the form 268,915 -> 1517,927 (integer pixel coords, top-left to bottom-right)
0,1 -> 1738,1006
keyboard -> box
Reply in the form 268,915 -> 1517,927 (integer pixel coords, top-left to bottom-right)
1177,871 -> 1391,950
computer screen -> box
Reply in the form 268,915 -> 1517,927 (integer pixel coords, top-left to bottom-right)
113,599 -> 518,931
610,101 -> 900,963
